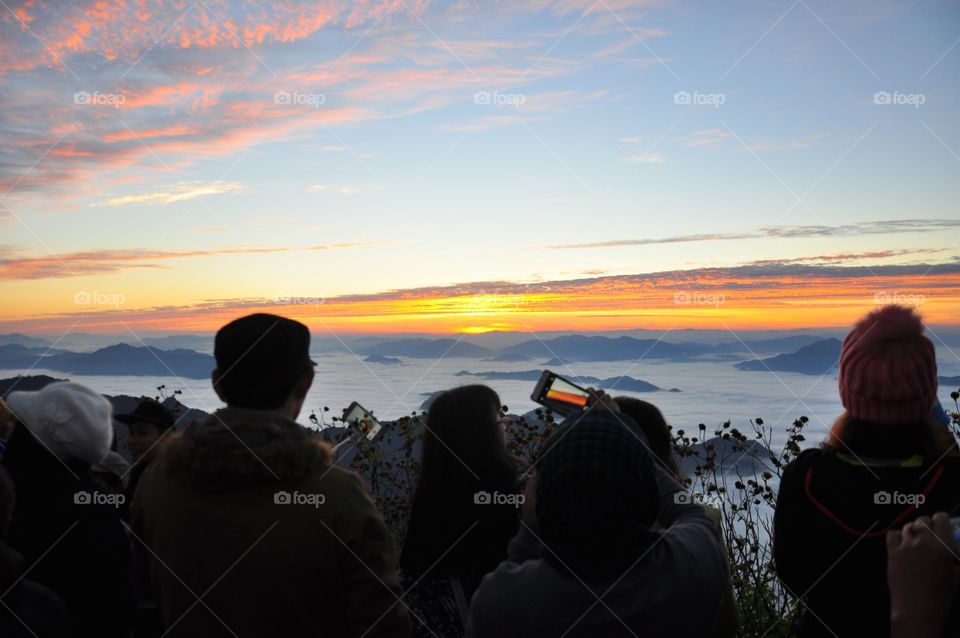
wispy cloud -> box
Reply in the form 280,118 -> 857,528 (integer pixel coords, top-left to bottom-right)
546,219 -> 960,250
0,240 -> 391,280
92,181 -> 245,207
676,129 -> 829,152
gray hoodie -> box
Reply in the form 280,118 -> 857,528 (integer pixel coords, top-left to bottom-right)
466,466 -> 733,638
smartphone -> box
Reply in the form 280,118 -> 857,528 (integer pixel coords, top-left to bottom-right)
341,401 -> 383,441
531,370 -> 590,413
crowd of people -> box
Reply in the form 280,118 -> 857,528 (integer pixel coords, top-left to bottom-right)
0,304 -> 956,637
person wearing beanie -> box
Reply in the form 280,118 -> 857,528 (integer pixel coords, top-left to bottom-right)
1,381 -> 132,638
132,313 -> 409,638
467,399 -> 734,638
774,305 -> 960,638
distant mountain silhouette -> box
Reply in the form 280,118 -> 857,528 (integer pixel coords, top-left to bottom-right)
0,343 -> 213,379
363,355 -> 404,365
0,374 -> 65,396
357,338 -> 493,358
495,334 -> 828,363
454,369 -> 671,392
734,338 -> 842,376
0,333 -> 51,348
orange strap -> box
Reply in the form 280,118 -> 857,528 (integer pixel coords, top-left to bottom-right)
803,464 -> 946,538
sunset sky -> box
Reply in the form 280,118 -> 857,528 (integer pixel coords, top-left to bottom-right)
1,0 -> 958,336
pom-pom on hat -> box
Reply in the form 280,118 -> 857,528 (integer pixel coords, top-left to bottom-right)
839,305 -> 937,425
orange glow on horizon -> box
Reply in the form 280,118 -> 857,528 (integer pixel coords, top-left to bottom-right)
2,270 -> 959,335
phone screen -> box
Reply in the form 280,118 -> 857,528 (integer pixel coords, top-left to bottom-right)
546,376 -> 590,408
342,403 -> 383,440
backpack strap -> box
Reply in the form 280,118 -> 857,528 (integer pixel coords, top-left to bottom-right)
803,463 -> 946,537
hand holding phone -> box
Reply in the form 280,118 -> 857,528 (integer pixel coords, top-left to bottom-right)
531,370 -> 590,413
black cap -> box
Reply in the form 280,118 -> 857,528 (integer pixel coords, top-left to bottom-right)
214,314 -> 315,408
116,398 -> 176,430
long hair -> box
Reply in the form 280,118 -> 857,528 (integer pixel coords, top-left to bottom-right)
823,411 -> 958,460
401,385 -> 520,573
615,397 -> 682,478
416,385 -> 517,495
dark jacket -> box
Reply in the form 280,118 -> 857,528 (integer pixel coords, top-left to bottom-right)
400,475 -> 521,578
466,465 -> 732,637
1,424 -> 131,638
774,447 -> 960,637
133,407 -> 409,638
0,577 -> 74,638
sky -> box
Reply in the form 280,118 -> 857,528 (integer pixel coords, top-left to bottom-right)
1,0 -> 959,337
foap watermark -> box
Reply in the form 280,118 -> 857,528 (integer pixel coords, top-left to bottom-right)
274,490 -> 326,508
275,292 -> 325,306
674,290 -> 725,308
873,91 -> 925,108
874,291 -> 925,307
474,490 -> 525,507
274,90 -> 326,108
674,90 -> 725,108
74,490 -> 125,508
74,290 -> 126,307
73,90 -> 126,108
874,490 -> 925,506
473,90 -> 526,108
674,491 -> 720,506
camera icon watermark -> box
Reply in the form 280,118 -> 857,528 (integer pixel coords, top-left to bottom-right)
474,490 -> 525,507
74,490 -> 125,508
73,290 -> 126,307
73,91 -> 126,108
473,90 -> 526,108
673,91 -> 725,108
874,490 -> 925,506
273,91 -> 326,108
274,490 -> 326,508
673,290 -> 725,308
873,291 -> 925,307
275,292 -> 325,306
873,91 -> 925,108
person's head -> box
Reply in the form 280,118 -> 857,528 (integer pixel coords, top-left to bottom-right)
534,410 -> 660,578
5,381 -> 112,466
116,398 -> 176,461
614,397 -> 681,478
420,384 -> 515,485
827,304 -> 953,457
212,313 -> 316,420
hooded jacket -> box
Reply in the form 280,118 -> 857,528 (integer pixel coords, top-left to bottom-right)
132,407 -> 409,638
466,463 -> 732,638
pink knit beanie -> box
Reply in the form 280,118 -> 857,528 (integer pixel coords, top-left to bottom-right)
839,305 -> 937,425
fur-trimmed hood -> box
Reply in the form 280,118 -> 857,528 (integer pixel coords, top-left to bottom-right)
158,407 -> 332,491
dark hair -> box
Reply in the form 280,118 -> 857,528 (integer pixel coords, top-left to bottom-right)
214,314 -> 314,410
401,385 -> 520,573
615,397 -> 681,478
216,362 -> 312,410
823,411 -> 958,459
417,385 -> 518,490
